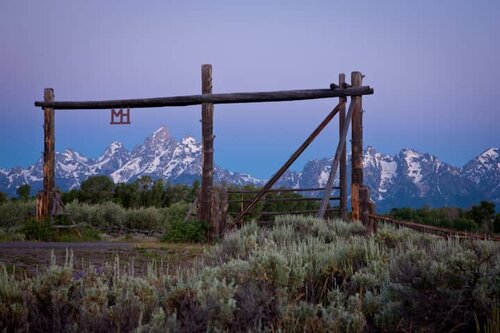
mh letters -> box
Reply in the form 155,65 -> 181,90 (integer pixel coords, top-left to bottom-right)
110,108 -> 131,125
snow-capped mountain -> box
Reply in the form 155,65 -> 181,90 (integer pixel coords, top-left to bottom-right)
110,128 -> 202,184
461,148 -> 500,200
276,146 -> 499,212
92,141 -> 131,175
0,126 -> 263,196
0,126 -> 498,212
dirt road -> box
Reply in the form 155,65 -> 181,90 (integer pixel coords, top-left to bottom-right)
0,241 -> 205,276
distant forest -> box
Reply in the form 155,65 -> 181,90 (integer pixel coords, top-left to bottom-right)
2,175 -> 499,234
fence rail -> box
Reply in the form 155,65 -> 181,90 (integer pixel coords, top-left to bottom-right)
252,208 -> 340,216
227,187 -> 338,194
228,196 -> 340,204
371,214 -> 500,241
35,87 -> 374,110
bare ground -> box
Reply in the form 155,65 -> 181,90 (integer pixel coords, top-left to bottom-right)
0,241 -> 206,277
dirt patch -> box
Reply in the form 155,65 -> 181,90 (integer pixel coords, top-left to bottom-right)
0,241 -> 206,277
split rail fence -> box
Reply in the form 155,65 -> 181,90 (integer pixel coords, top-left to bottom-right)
371,215 -> 500,241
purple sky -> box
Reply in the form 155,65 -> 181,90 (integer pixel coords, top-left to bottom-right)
0,1 -> 499,178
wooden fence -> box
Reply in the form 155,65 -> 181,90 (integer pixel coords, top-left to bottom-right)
34,65 -> 374,240
371,214 -> 500,241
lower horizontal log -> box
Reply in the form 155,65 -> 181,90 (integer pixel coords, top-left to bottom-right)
230,208 -> 340,216
228,196 -> 340,204
227,187 -> 339,194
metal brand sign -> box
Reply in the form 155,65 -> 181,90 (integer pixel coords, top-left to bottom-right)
110,108 -> 131,125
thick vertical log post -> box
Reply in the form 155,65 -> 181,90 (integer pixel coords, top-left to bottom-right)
40,88 -> 55,221
338,74 -> 348,221
369,202 -> 377,233
211,186 -> 228,237
360,185 -> 371,232
199,64 -> 215,240
351,72 -> 363,221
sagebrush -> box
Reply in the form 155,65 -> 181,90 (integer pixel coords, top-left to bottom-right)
1,216 -> 499,332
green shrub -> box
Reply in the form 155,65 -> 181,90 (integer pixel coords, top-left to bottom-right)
125,207 -> 162,230
0,200 -> 36,228
163,201 -> 189,224
20,219 -> 101,242
94,201 -> 126,227
163,220 -> 208,243
66,202 -> 169,230
376,240 -> 499,332
453,217 -> 479,231
54,227 -> 101,242
65,202 -> 98,226
21,219 -> 54,241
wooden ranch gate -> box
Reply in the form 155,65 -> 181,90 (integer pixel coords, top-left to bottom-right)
34,65 -> 374,239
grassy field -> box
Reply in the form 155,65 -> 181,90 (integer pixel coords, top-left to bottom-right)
1,216 -> 499,332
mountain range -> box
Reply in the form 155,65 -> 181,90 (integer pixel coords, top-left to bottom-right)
1,126 -> 498,212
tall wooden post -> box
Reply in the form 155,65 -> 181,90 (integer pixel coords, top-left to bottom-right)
338,74 -> 348,221
199,64 -> 215,239
40,88 -> 55,221
351,72 -> 363,221
360,185 -> 370,229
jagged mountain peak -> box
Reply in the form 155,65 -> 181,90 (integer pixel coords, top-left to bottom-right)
477,147 -> 499,164
107,127 -> 258,186
98,141 -> 128,159
482,147 -> 499,156
93,141 -> 130,175
150,126 -> 171,142
132,126 -> 175,157
363,146 -> 394,169
108,141 -> 125,151
400,147 -> 424,158
465,147 -> 499,165
462,147 -> 499,189
59,149 -> 90,163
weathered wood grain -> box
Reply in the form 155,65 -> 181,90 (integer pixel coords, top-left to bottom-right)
199,64 -> 215,240
34,86 -> 374,109
338,74 -> 348,221
40,88 -> 55,221
351,72 -> 363,221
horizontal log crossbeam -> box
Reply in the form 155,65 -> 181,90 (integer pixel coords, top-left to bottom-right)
230,208 -> 340,216
34,87 -> 373,110
228,196 -> 340,204
226,187 -> 339,194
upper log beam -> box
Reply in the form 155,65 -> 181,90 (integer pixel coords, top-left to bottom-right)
34,86 -> 374,110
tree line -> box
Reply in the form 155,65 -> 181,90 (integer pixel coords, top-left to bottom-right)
65,175 -> 199,208
0,176 -> 198,209
2,177 -> 499,234
389,201 -> 500,233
